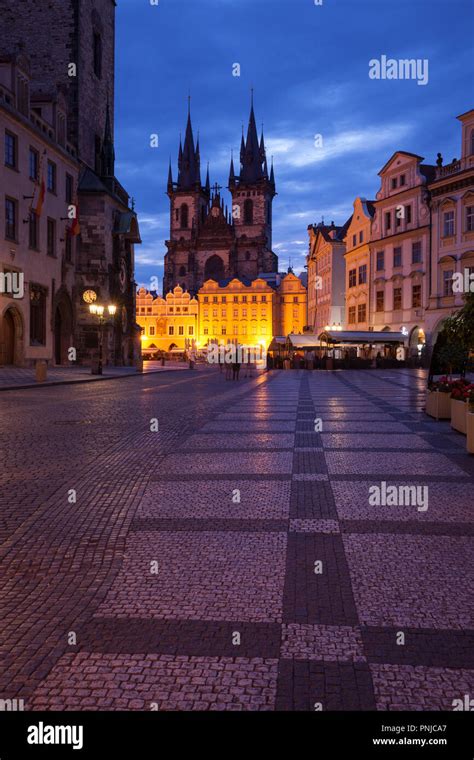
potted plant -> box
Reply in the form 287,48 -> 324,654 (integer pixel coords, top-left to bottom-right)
450,379 -> 470,434
466,387 -> 474,454
426,377 -> 453,420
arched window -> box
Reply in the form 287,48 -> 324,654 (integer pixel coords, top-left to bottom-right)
244,199 -> 253,225
179,265 -> 186,277
180,204 -> 189,228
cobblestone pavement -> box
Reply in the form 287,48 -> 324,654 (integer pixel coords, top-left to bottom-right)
1,367 -> 473,711
0,360 -> 187,390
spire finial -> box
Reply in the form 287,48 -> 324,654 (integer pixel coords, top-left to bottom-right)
251,86 -> 254,108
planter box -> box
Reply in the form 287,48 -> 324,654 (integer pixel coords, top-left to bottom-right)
425,390 -> 451,420
450,398 -> 467,434
467,411 -> 474,454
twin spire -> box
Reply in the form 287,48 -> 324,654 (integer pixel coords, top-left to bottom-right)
167,94 -> 275,195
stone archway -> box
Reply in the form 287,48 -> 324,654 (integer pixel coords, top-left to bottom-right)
204,255 -> 225,283
53,291 -> 73,365
0,306 -> 24,366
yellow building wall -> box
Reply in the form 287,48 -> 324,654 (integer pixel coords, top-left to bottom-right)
136,285 -> 198,352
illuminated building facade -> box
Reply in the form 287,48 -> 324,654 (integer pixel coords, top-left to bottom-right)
137,284 -> 198,353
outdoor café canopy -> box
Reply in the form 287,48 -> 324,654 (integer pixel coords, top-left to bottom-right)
318,330 -> 406,344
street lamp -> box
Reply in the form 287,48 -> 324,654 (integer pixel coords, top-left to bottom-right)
89,303 -> 116,375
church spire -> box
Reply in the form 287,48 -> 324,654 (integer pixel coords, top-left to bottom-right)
239,92 -> 265,184
228,149 -> 236,190
205,162 -> 210,194
177,100 -> 200,190
167,158 -> 173,194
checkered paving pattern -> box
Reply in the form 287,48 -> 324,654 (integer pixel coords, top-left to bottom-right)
1,368 -> 473,711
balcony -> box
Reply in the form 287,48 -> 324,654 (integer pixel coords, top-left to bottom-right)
435,155 -> 474,179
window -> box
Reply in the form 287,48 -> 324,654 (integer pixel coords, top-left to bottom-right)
242,324 -> 247,335
178,326 -> 184,336
168,326 -> 174,335
30,285 -> 47,345
358,264 -> 367,284
212,296 -> 218,303
293,296 -> 298,303
443,210 -> 455,237
252,295 -> 257,303
180,204 -> 188,228
233,309 -> 238,318
203,296 -> 209,303
244,199 -> 253,224
352,234 -> 357,246
412,241 -> 422,264
393,246 -> 402,267
393,287 -> 402,310
385,211 -> 391,232
262,295 -> 267,302
178,265 -> 186,277
466,206 -> 474,232
376,250 -> 385,271
412,283 -> 421,308
5,198 -> 16,240
242,295 -> 247,303
233,295 -> 238,303
221,309 -> 226,317
242,308 -> 247,317
47,161 -> 56,193
93,32 -> 102,78
203,328 -> 208,335
47,218 -> 56,257
357,303 -> 367,323
221,296 -> 226,303
29,148 -> 39,181
212,309 -> 217,317
391,177 -> 397,190
65,173 -> 73,204
349,268 -> 357,287
149,326 -> 156,336
359,230 -> 363,243
169,307 -> 173,313
188,326 -> 194,335
29,210 -> 39,249
348,306 -> 356,324
376,290 -> 384,312
405,205 -> 412,224
5,131 -> 17,169
443,270 -> 454,296
203,309 -> 208,318
65,235 -> 73,263
400,174 -> 406,187
221,326 -> 226,335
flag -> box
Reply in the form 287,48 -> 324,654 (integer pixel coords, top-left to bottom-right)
34,173 -> 45,217
69,199 -> 80,237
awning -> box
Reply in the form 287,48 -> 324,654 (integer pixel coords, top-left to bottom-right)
318,330 -> 406,344
287,334 -> 321,349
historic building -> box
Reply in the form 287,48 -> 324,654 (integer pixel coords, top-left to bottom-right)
274,270 -> 308,337
137,284 -> 198,353
344,198 -> 375,331
0,53 -> 79,367
425,109 -> 474,352
163,99 -> 277,295
370,151 -> 435,356
197,277 -> 274,350
307,220 -> 351,336
0,0 -> 141,366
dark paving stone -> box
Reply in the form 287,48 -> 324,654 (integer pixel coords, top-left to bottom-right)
362,627 -> 474,668
275,659 -> 376,711
293,450 -> 327,474
282,533 -> 358,625
77,619 -> 282,658
340,520 -> 474,536
131,518 -> 289,532
295,432 -> 323,448
290,480 -> 337,519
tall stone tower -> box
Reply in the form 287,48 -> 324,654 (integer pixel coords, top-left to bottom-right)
229,96 -> 277,278
0,0 -> 115,170
164,96 -> 277,295
0,0 -> 142,366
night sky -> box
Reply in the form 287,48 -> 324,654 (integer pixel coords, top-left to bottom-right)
114,0 -> 474,291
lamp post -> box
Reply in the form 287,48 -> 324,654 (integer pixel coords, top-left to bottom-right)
89,303 -> 117,375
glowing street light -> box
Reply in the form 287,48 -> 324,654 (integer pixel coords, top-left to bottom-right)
89,303 -> 117,375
